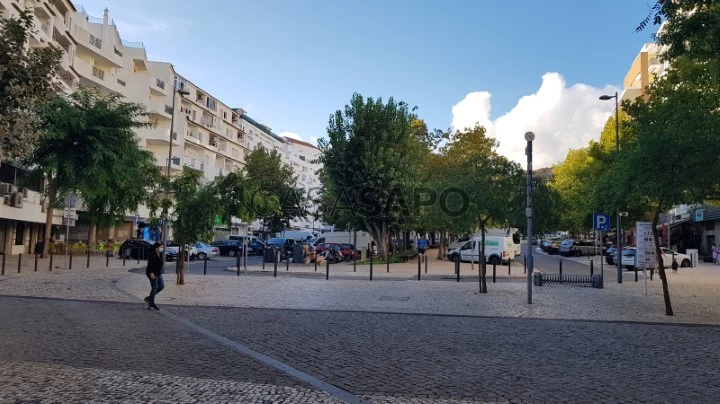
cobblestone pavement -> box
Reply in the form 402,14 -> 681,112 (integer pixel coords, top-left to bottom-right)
0,360 -> 342,404
172,306 -> 720,403
0,296 -> 338,403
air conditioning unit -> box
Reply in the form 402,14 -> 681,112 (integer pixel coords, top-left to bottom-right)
0,183 -> 11,195
12,192 -> 23,208
2,196 -> 10,206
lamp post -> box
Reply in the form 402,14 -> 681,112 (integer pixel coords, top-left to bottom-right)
161,86 -> 190,262
599,91 -> 621,284
525,131 -> 535,304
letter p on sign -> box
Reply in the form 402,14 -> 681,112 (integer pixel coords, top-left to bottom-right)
593,213 -> 610,231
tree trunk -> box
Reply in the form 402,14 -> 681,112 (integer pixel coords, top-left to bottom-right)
652,212 -> 673,316
87,222 -> 97,245
480,226 -> 487,293
437,231 -> 445,260
42,180 -> 56,259
177,246 -> 186,285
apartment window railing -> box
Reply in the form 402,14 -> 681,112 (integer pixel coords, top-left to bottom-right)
156,79 -> 166,89
89,34 -> 102,49
164,105 -> 173,115
92,66 -> 104,80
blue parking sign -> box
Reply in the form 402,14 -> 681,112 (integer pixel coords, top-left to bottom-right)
593,213 -> 610,231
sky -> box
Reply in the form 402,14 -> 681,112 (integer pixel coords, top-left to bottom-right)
79,0 -> 658,168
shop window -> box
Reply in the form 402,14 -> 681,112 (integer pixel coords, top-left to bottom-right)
14,222 -> 25,245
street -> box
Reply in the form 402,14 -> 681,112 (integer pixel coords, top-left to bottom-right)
1,294 -> 719,403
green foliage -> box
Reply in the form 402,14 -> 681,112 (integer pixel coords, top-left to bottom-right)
214,170 -> 281,225
30,87 -> 160,254
0,10 -> 62,159
318,93 -> 422,259
244,147 -> 307,232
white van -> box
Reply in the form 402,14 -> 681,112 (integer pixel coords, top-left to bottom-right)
279,230 -> 316,242
447,235 -> 516,264
475,228 -> 522,257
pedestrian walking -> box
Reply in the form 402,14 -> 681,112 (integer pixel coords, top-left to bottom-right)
144,242 -> 164,310
712,243 -> 718,264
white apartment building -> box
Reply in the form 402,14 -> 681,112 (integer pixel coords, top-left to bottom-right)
282,137 -> 325,231
0,0 -> 77,255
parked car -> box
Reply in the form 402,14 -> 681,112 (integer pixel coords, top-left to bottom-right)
541,239 -> 561,255
621,247 -> 692,270
164,241 -> 198,261
559,239 -> 602,257
118,239 -> 155,260
210,240 -> 243,256
246,239 -> 267,256
192,242 -> 219,260
265,237 -> 297,259
340,243 -> 361,261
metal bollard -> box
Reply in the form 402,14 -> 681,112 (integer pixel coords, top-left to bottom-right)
325,255 -> 329,280
456,259 -> 460,282
286,254 -> 290,271
417,255 -> 421,280
493,262 -> 496,283
273,251 -> 278,278
590,259 -> 594,276
49,252 -> 53,271
386,255 -> 389,273
508,258 -> 511,275
123,254 -> 125,266
34,253 -> 38,272
69,252 -> 73,269
370,255 -> 373,281
424,255 -> 428,273
203,254 -> 207,275
559,259 -> 563,281
87,249 -> 90,268
524,254 -> 527,274
1,253 -> 5,275
106,252 -> 109,267
353,254 -> 357,272
17,253 -> 22,273
314,255 -> 317,272
636,268 -> 639,282
237,253 -> 241,276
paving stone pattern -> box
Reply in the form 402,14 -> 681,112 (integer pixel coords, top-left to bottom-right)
173,306 -> 720,403
0,360 -> 343,404
0,296 -> 312,391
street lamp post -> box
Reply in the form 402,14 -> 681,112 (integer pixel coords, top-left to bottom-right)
525,131 -> 535,304
162,86 -> 190,263
599,91 -> 622,284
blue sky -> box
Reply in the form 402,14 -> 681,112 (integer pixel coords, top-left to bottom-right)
80,0 -> 657,167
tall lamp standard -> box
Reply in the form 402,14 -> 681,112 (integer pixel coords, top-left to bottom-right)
525,131 -> 535,304
161,86 -> 190,262
599,91 -> 622,284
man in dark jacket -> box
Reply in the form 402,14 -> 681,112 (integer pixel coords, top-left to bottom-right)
144,242 -> 164,310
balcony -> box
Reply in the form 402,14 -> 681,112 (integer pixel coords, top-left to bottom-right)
146,100 -> 172,120
185,130 -> 203,146
183,157 -> 205,172
72,58 -> 123,94
153,153 -> 182,172
144,128 -> 180,147
71,25 -> 123,68
149,76 -> 167,95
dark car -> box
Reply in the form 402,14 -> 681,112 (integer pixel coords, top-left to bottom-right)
210,240 -> 242,256
265,237 -> 296,259
118,239 -> 155,260
247,239 -> 267,256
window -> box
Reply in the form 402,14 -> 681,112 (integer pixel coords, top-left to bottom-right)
206,97 -> 217,111
14,221 -> 25,245
173,75 -> 187,91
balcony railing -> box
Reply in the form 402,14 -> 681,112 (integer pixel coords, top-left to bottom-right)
156,78 -> 166,89
89,34 -> 102,49
92,66 -> 105,80
164,105 -> 173,115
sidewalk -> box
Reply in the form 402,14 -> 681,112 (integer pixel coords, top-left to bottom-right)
2,255 -> 720,325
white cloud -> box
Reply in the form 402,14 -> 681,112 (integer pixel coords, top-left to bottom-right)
280,131 -> 303,141
450,72 -> 619,168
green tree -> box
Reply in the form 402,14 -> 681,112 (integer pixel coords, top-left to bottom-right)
318,93 -> 423,259
215,170 -> 281,227
244,147 -> 307,233
0,10 -> 62,161
30,88 -> 158,257
438,125 -> 524,292
160,168 -> 218,285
